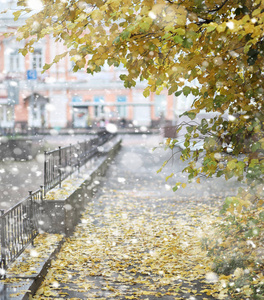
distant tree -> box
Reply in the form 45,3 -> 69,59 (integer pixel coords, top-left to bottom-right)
13,0 -> 264,204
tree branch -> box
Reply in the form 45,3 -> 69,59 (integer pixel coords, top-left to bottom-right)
206,0 -> 230,13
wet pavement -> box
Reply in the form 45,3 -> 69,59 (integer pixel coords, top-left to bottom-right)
30,134 -> 241,299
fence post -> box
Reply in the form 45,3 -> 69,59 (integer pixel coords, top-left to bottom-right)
69,144 -> 72,177
58,146 -> 62,188
44,151 -> 47,196
39,185 -> 44,219
28,191 -> 34,246
0,209 -> 6,276
77,142 -> 80,175
84,140 -> 87,167
40,185 -> 43,202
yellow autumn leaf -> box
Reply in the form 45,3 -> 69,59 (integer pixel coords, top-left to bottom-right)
243,285 -> 253,296
91,9 -> 103,21
233,267 -> 244,278
217,23 -> 226,33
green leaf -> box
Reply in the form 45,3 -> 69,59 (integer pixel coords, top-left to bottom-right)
53,52 -> 68,63
187,126 -> 193,133
251,142 -> 260,152
163,33 -> 172,39
143,89 -> 150,98
19,48 -> 28,56
183,86 -> 192,96
121,31 -> 131,40
216,170 -> 224,177
175,28 -> 185,35
113,36 -> 120,44
41,63 -> 52,73
157,168 -> 162,173
184,140 -> 190,147
157,160 -> 168,173
172,185 -> 178,192
244,42 -> 252,54
13,10 -> 22,21
182,38 -> 193,49
156,78 -> 163,86
173,35 -> 183,44
188,112 -> 196,120
165,173 -> 174,182
227,160 -> 237,171
172,182 -> 181,192
168,84 -> 178,95
119,74 -> 127,81
214,95 -> 226,108
207,23 -> 217,32
181,111 -> 196,120
191,88 -> 199,96
175,90 -> 182,97
140,20 -> 152,31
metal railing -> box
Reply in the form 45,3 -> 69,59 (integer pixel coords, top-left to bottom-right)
0,188 -> 43,272
0,130 -> 116,274
44,130 -> 116,195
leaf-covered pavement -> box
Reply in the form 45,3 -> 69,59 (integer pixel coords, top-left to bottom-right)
34,193 -> 221,299
33,136 -> 236,299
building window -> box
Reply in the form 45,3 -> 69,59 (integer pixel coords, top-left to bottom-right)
73,107 -> 88,128
32,102 -> 38,120
32,49 -> 43,70
72,95 -> 82,103
0,105 -> 3,121
6,105 -> 13,122
117,96 -> 127,118
94,106 -> 98,118
154,94 -> 167,117
0,105 -> 14,123
94,96 -> 104,117
9,49 -> 20,72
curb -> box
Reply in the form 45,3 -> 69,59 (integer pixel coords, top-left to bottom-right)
0,236 -> 65,300
25,237 -> 66,300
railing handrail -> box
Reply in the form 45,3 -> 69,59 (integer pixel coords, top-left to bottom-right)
1,187 -> 43,218
43,130 -> 116,195
0,198 -> 28,218
0,188 -> 43,272
0,130 -> 116,274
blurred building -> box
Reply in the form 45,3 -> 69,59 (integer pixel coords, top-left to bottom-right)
0,1 -> 195,133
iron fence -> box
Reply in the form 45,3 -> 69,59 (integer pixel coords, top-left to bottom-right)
0,188 -> 43,272
44,130 -> 116,195
0,130 -> 115,274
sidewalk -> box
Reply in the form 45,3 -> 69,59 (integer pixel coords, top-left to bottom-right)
31,135 -> 239,299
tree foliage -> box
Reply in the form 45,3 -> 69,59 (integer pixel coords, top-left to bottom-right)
13,0 -> 264,201
10,2 -> 264,297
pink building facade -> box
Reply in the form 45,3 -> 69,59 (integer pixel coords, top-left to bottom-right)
0,2 -> 195,132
